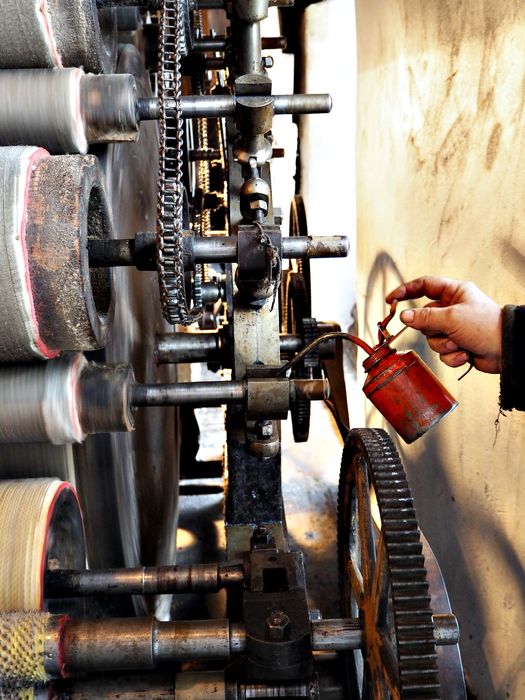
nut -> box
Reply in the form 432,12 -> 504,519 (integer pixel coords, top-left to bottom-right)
252,524 -> 272,546
266,609 -> 291,640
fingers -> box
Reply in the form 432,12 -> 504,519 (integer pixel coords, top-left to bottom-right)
427,336 -> 459,354
386,276 -> 460,303
399,305 -> 451,333
439,350 -> 469,368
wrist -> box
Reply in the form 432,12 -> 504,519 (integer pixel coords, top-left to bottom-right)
500,305 -> 525,410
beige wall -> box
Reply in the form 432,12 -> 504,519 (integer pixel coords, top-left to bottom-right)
356,1 -> 525,697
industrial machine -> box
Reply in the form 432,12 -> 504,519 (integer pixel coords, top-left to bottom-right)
0,2 -> 466,698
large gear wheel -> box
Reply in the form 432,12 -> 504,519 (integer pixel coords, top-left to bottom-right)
338,428 -> 442,699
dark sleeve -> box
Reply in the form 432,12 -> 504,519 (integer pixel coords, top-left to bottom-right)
500,304 -> 525,411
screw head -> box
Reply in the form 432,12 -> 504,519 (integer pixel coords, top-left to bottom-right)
262,56 -> 274,69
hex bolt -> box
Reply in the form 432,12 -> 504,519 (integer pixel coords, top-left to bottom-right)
262,56 -> 274,69
266,610 -> 291,640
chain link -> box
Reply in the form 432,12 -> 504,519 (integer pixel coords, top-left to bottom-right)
157,0 -> 203,325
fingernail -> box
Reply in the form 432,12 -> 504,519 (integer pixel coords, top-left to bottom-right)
400,310 -> 414,324
445,340 -> 457,351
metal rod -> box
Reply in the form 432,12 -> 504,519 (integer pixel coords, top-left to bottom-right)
131,380 -> 246,407
281,235 -> 348,258
236,22 -> 262,75
46,562 -> 244,597
137,94 -> 332,121
311,618 -> 363,651
193,235 -> 349,262
156,332 -> 223,364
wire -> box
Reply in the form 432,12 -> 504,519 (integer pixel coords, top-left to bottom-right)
278,331 -> 374,376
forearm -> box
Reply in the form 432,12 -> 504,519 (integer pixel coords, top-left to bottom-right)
500,305 -> 525,411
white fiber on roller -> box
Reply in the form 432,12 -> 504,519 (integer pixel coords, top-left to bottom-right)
0,69 -> 88,154
0,355 -> 87,445
0,479 -> 70,610
0,146 -> 58,362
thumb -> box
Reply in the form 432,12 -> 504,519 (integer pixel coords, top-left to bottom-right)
400,306 -> 448,333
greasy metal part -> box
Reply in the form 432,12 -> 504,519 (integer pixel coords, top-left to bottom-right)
193,36 -> 287,52
87,233 -> 348,269
46,617 -> 242,675
81,73 -> 138,143
310,618 -> 363,651
78,362 -> 135,434
0,0 -> 117,73
156,331 -> 224,363
236,22 -> 263,76
131,380 -> 246,407
243,546 -> 313,681
137,94 -> 332,120
246,377 -> 289,420
338,429 -> 442,698
422,535 -> 467,697
27,153 -> 114,352
433,614 -> 460,645
131,378 -> 328,409
46,562 -> 245,597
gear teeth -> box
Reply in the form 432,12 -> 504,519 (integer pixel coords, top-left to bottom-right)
338,428 -> 442,699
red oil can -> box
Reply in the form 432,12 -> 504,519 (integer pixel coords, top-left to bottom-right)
362,343 -> 458,444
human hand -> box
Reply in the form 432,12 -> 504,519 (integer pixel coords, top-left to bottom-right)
386,276 -> 502,373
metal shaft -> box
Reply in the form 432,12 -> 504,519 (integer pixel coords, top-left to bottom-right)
156,324 -> 339,364
55,618 -> 240,675
88,234 -> 348,269
131,379 -> 329,408
131,380 -> 246,407
28,613 -> 461,679
46,562 -> 244,597
137,94 -> 332,120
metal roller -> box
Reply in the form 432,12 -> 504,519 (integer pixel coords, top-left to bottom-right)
0,147 -> 114,361
0,355 -> 87,445
0,0 -> 117,74
0,70 -> 139,154
0,355 -> 134,445
0,478 -> 85,611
